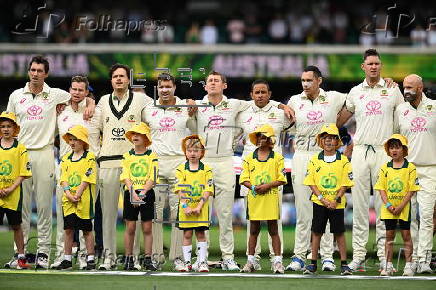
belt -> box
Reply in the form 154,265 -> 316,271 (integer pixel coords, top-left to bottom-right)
364,144 -> 376,159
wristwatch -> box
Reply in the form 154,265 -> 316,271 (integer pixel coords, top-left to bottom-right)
335,196 -> 341,203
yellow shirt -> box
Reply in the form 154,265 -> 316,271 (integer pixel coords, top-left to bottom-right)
60,151 -> 97,219
175,161 -> 214,228
303,151 -> 354,209
120,149 -> 159,191
239,149 -> 287,220
374,160 -> 420,221
0,139 -> 32,211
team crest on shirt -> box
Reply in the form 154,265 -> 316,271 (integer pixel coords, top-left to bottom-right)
268,112 -> 277,120
381,89 -> 388,96
348,172 -> 353,180
207,178 -> 213,187
128,114 -> 136,123
220,101 -> 230,111
175,107 -> 182,114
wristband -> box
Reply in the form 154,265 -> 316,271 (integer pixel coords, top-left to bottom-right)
251,185 -> 256,197
63,186 -> 70,191
182,203 -> 188,208
335,196 -> 341,203
385,202 -> 392,208
317,194 -> 324,201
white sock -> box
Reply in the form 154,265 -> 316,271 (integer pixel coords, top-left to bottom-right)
197,242 -> 208,263
248,255 -> 255,263
18,254 -> 25,259
182,245 -> 192,263
273,256 -> 282,263
72,247 -> 78,254
64,255 -> 72,261
87,255 -> 95,261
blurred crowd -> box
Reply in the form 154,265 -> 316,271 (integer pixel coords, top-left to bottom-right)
1,0 -> 435,46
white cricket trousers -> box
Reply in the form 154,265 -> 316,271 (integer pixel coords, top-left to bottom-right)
351,145 -> 388,262
416,166 -> 436,263
152,155 -> 184,262
292,150 -> 334,260
19,145 -> 55,255
204,156 -> 236,260
99,167 -> 141,260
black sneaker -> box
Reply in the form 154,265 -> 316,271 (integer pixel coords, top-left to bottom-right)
124,256 -> 135,271
341,265 -> 353,276
303,264 -> 317,275
36,253 -> 49,269
56,260 -> 73,270
25,253 -> 36,264
86,260 -> 96,270
143,257 -> 157,271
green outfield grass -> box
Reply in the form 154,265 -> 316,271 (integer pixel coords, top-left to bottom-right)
0,225 -> 435,290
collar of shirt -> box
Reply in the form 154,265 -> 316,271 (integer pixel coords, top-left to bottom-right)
300,88 -> 327,102
201,94 -> 228,107
250,100 -> 275,113
112,90 -> 128,101
23,82 -> 50,96
67,98 -> 87,113
362,78 -> 385,88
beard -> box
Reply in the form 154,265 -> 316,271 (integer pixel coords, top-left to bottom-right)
404,92 -> 416,103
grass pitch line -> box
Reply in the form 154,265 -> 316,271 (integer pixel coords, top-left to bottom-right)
0,269 -> 435,280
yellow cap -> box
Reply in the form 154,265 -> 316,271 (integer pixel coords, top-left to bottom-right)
248,124 -> 276,146
316,123 -> 343,149
384,134 -> 408,157
181,134 -> 206,159
62,125 -> 90,150
125,122 -> 152,147
0,111 -> 20,137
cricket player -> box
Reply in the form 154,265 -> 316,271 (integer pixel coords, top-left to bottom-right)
89,63 -> 153,270
142,73 -> 196,270
191,71 -> 293,270
396,74 -> 436,274
337,49 -> 404,271
51,75 -> 100,269
236,80 -> 291,267
5,56 -> 94,269
286,66 -> 345,272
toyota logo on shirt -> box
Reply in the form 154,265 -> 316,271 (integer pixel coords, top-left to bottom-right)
410,117 -> 428,132
111,128 -> 126,140
306,110 -> 323,125
26,105 -> 43,120
365,100 -> 382,116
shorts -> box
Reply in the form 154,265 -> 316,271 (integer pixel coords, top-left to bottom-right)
311,202 -> 345,234
383,219 -> 411,231
123,189 -> 155,222
63,213 -> 93,231
0,207 -> 22,226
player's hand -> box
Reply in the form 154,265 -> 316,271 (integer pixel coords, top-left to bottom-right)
255,184 -> 270,194
281,104 -> 295,122
83,105 -> 95,121
186,99 -> 197,117
56,104 -> 66,115
384,78 -> 398,88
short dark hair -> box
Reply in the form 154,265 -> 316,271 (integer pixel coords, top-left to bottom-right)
250,79 -> 270,92
303,65 -> 323,78
363,48 -> 380,61
28,55 -> 49,73
157,73 -> 176,85
71,75 -> 89,90
109,63 -> 130,79
206,70 -> 227,83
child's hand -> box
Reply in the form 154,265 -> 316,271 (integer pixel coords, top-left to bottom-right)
1,186 -> 14,197
321,198 -> 332,208
392,205 -> 403,216
328,200 -> 337,210
184,207 -> 192,216
66,192 -> 76,203
192,206 -> 202,216
387,205 -> 396,214
255,184 -> 270,194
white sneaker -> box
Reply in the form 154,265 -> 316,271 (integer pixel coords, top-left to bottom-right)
197,261 -> 209,272
98,257 -> 115,270
272,261 -> 285,274
191,259 -> 200,272
380,262 -> 394,276
379,259 -> 386,271
252,259 -> 262,271
285,257 -> 304,271
78,254 -> 87,270
174,258 -> 186,272
222,259 -> 240,271
241,262 -> 255,273
36,253 -> 49,269
348,259 -> 364,272
4,254 -> 18,269
321,259 -> 336,271
417,262 -> 433,274
403,262 -> 415,276
133,257 -> 142,271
